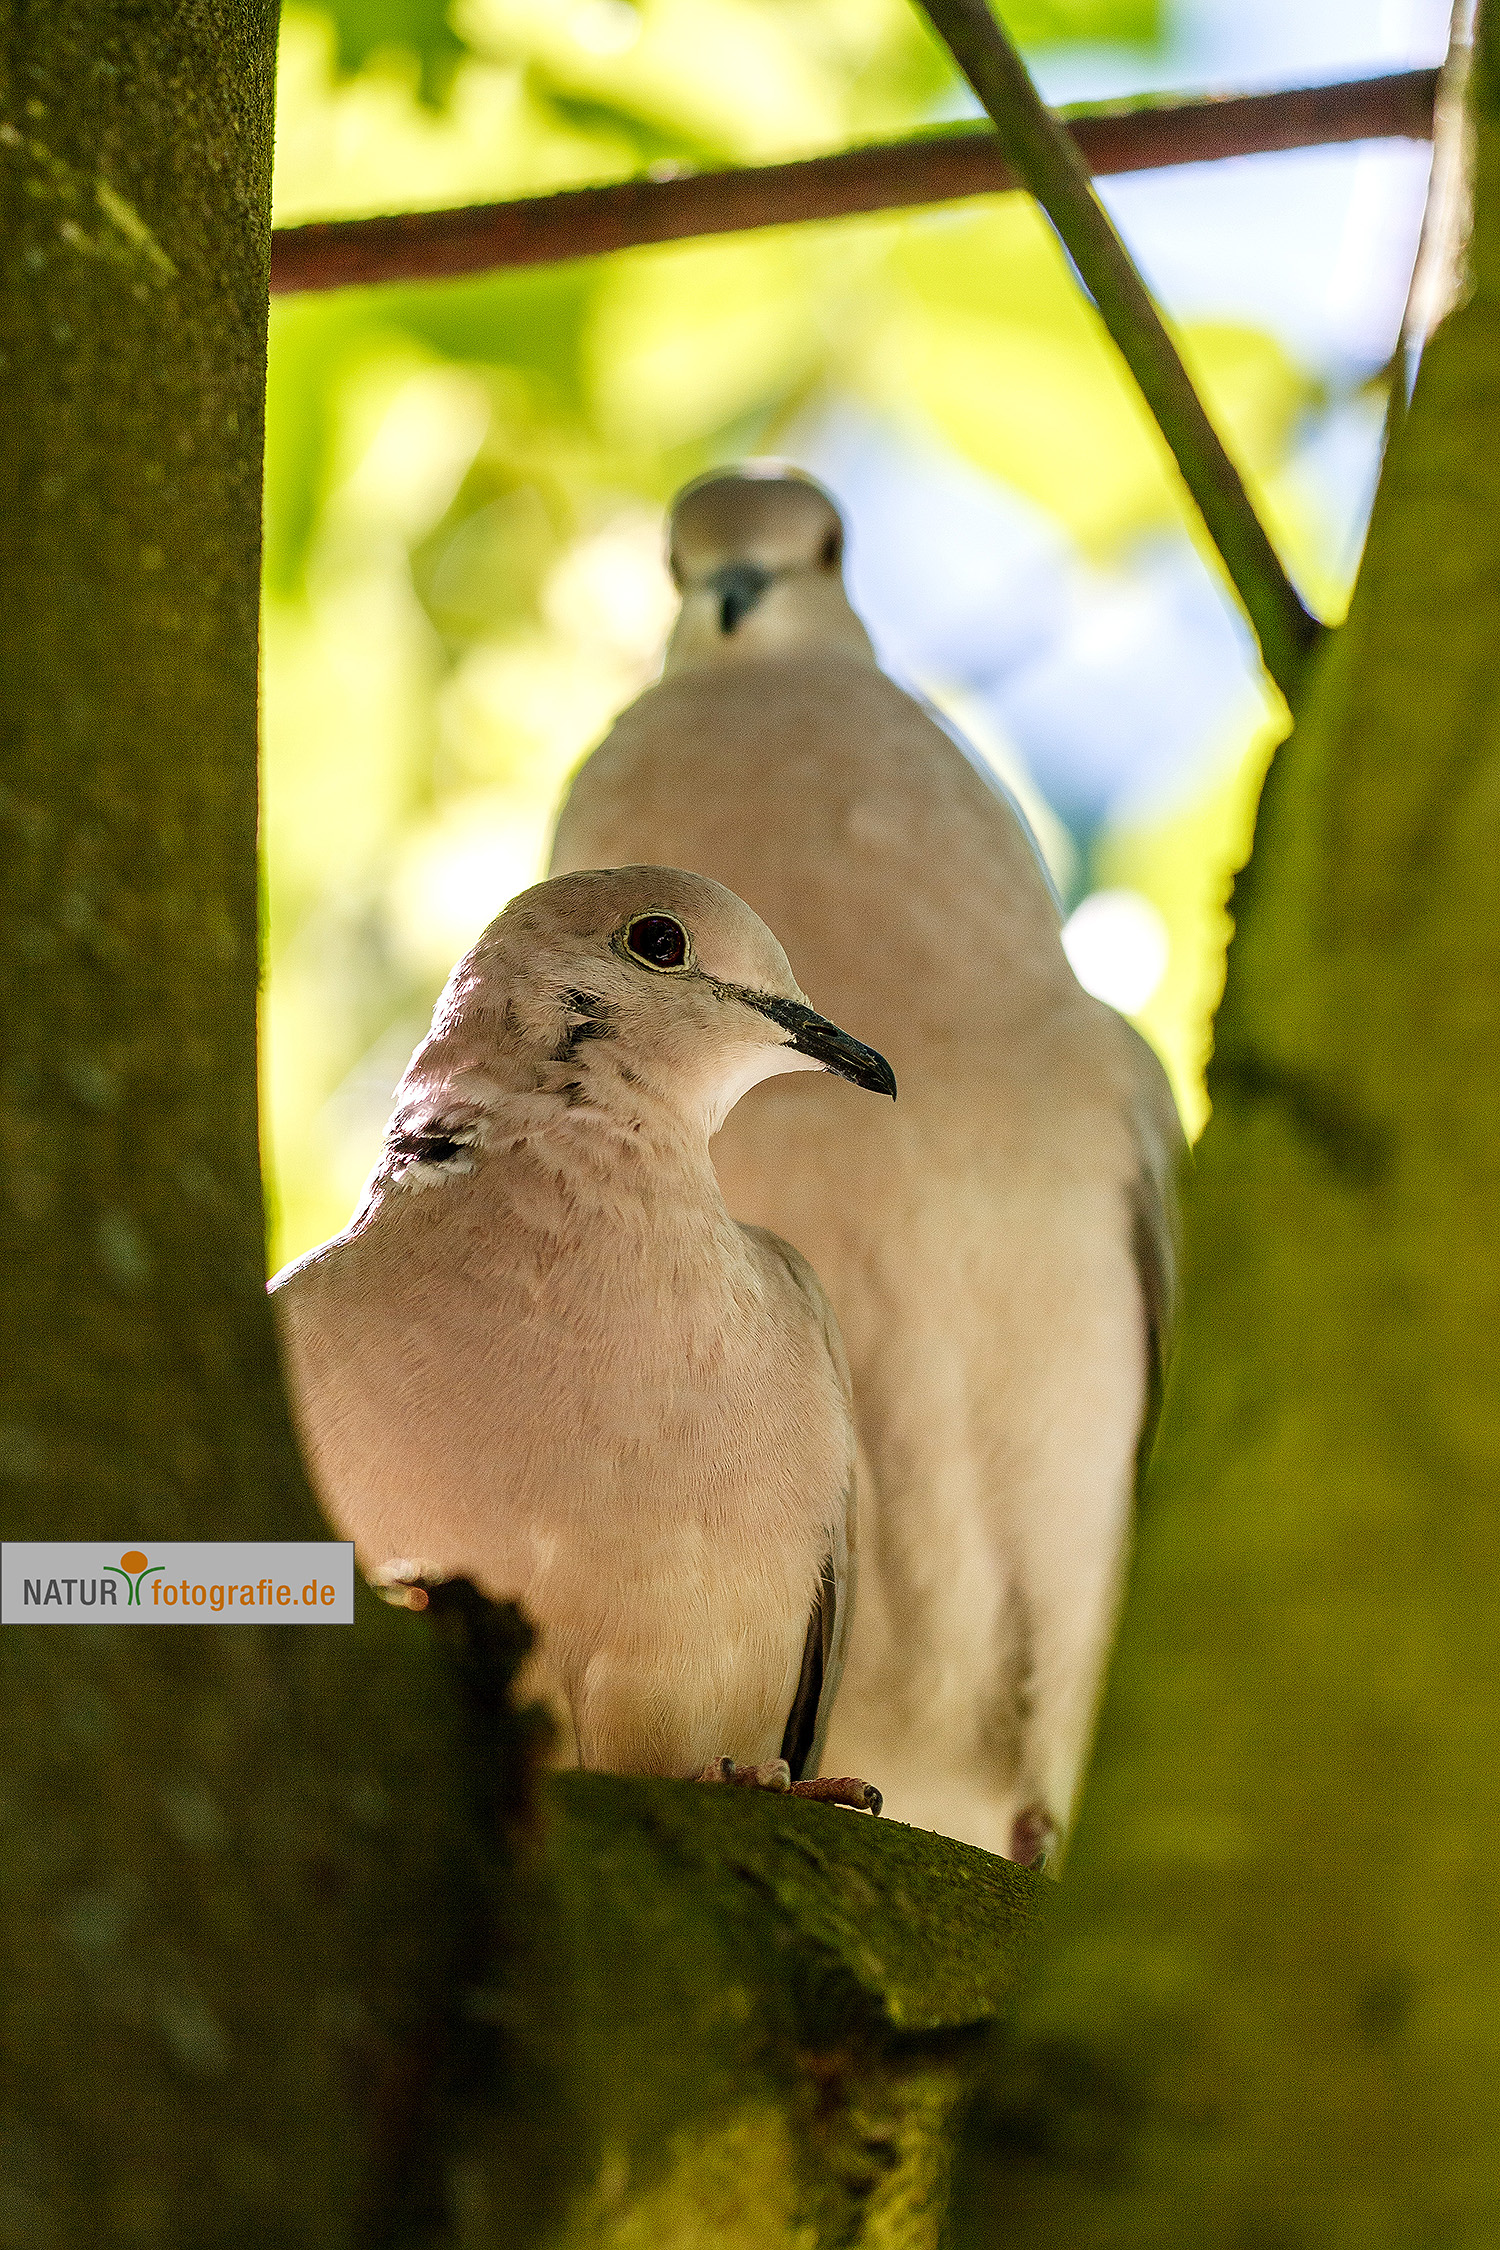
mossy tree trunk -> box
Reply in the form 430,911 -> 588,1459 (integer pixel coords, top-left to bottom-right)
0,12 -> 565,2244
0,14 -> 1048,2250
541,1776 -> 1042,2248
955,18 -> 1500,2247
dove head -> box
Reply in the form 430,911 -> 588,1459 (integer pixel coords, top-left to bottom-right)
664,465 -> 875,673
395,867 -> 894,1162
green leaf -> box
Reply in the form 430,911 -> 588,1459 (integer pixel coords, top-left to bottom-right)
310,0 -> 466,104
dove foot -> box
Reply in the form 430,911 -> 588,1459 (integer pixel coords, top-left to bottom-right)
696,1759 -> 881,1813
1010,1802 -> 1057,1871
697,1755 -> 793,1791
789,1775 -> 882,1815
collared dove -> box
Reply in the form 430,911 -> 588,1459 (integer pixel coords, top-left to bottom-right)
272,866 -> 892,1804
549,467 -> 1183,1865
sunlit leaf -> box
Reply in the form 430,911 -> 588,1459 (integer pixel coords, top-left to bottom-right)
315,0 -> 465,101
998,0 -> 1160,46
865,203 -> 1316,553
586,234 -> 825,446
459,0 -> 865,162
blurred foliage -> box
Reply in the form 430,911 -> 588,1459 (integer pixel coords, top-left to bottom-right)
318,0 -> 465,101
262,0 -> 1354,1264
1097,715 -> 1280,1135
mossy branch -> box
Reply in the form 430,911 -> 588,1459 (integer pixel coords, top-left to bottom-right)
916,0 -> 1324,705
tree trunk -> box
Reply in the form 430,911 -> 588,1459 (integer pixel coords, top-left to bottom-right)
0,13 -> 564,2244
954,18 -> 1500,2248
0,16 -> 1052,2247
538,1776 -> 1043,2248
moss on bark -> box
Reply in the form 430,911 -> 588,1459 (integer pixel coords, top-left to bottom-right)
537,1779 -> 1042,2249
953,23 -> 1500,2249
0,15 -> 568,2245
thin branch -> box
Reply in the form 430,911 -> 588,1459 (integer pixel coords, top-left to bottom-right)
269,70 -> 1436,300
915,0 -> 1325,703
1401,10 -> 1474,364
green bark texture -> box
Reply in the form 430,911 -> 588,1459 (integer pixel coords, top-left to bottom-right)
0,13 -> 567,2246
954,22 -> 1500,2250
540,1779 -> 1042,2248
0,17 -> 1051,2247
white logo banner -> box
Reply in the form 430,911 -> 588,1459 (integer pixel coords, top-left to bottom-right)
1,1542 -> 355,1623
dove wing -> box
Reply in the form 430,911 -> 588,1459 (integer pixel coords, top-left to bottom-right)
779,1507 -> 849,1783
742,1226 -> 857,1782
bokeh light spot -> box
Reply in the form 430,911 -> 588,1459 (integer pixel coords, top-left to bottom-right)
1062,888 -> 1171,1015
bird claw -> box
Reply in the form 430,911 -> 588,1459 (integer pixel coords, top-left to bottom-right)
789,1775 -> 882,1815
696,1756 -> 792,1791
696,1759 -> 881,1814
1010,1802 -> 1057,1871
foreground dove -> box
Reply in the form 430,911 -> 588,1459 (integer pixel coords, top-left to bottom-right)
550,467 -> 1184,1864
272,866 -> 894,1801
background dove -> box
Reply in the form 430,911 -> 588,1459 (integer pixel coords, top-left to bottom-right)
272,866 -> 894,1796
549,468 -> 1183,1864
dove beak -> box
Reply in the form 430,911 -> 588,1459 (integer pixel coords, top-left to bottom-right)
707,562 -> 774,635
742,993 -> 897,1099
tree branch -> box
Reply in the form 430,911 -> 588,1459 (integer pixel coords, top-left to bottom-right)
269,69 -> 1436,303
913,0 -> 1324,702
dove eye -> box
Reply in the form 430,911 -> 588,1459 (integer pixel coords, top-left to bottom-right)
622,914 -> 691,971
820,527 -> 842,569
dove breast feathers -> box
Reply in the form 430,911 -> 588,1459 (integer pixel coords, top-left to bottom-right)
273,866 -> 864,1783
